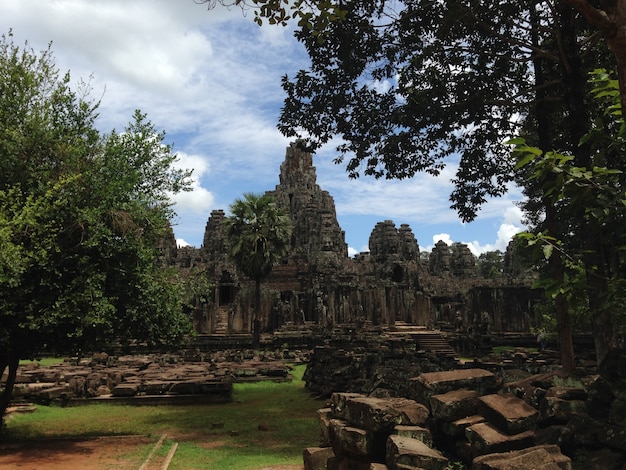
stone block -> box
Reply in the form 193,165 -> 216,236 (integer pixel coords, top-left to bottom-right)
478,393 -> 538,434
168,380 -> 200,394
303,446 -> 335,470
37,385 -> 71,402
429,389 -> 479,421
472,444 -> 572,470
96,385 -> 111,396
112,383 -> 138,397
443,414 -> 486,438
140,380 -> 171,395
329,419 -> 386,458
410,369 -> 497,404
331,392 -> 367,415
67,376 -> 86,396
334,396 -> 429,432
318,407 -> 333,447
392,425 -> 432,446
386,435 -> 448,470
465,422 -> 535,456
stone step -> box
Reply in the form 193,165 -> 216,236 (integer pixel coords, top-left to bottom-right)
478,393 -> 538,434
386,329 -> 457,357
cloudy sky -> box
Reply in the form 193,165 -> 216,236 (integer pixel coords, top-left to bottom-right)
1,0 -> 526,256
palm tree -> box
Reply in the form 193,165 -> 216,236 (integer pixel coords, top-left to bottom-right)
224,193 -> 292,348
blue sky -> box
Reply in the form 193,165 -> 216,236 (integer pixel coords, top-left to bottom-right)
0,0 -> 526,257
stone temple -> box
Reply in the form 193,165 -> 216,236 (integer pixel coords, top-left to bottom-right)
169,142 -> 542,341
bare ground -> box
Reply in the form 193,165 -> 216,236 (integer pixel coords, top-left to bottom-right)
0,436 -> 304,469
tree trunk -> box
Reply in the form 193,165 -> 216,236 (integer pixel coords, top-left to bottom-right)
0,351 -> 19,423
252,277 -> 261,349
532,8 -> 576,374
583,234 -> 616,364
546,204 -> 577,375
560,3 -> 617,366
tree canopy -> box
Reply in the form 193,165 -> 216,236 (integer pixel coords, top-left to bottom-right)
0,33 -> 194,420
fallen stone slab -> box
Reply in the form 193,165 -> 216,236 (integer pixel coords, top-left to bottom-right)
318,408 -> 333,446
140,380 -> 171,395
465,421 -> 535,457
478,393 -> 538,434
472,444 -> 572,470
333,396 -> 430,432
303,446 -> 335,470
386,435 -> 448,470
36,385 -> 72,402
329,418 -> 386,458
410,369 -> 497,404
112,383 -> 139,397
429,388 -> 479,421
443,413 -> 486,438
12,382 -> 58,398
392,425 -> 432,446
330,392 -> 366,414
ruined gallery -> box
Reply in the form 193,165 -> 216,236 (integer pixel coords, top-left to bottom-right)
166,142 -> 542,342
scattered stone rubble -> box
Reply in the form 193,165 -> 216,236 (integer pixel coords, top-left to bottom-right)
5,350 -> 304,406
302,348 -> 626,469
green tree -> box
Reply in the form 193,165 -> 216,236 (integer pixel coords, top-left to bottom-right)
197,0 -> 347,31
511,69 -> 626,363
0,34 -> 194,422
224,193 -> 292,348
478,251 -> 504,279
563,0 -> 626,113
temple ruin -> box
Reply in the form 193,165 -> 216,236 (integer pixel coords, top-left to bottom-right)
171,142 -> 542,343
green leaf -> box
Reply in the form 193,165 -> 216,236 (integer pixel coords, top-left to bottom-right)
542,244 -> 553,259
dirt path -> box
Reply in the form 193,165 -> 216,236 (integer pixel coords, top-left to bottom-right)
0,437 -> 304,469
0,436 -> 151,469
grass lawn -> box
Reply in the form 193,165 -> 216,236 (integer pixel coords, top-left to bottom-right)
2,364 -> 324,469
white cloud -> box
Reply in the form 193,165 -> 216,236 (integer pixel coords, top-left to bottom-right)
464,220 -> 525,257
177,238 -> 190,247
432,233 -> 453,246
168,151 -> 215,214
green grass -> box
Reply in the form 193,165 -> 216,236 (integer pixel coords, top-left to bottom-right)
18,357 -> 64,367
4,364 -> 324,469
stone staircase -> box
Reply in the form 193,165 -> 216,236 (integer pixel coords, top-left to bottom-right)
389,323 -> 458,358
